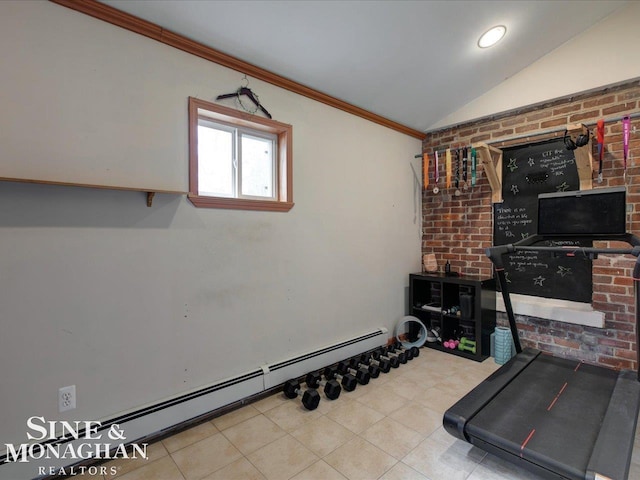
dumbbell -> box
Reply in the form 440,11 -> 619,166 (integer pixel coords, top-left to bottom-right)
458,337 -> 477,354
443,339 -> 459,349
392,341 -> 421,358
349,355 -> 380,379
364,351 -> 391,373
372,348 -> 399,368
324,365 -> 358,392
381,346 -> 408,364
305,371 -> 341,400
283,379 -> 321,410
337,359 -> 370,385
388,343 -> 414,360
388,344 -> 411,361
359,352 -> 391,374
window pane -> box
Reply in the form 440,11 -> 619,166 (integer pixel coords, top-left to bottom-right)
198,124 -> 233,197
241,134 -> 274,198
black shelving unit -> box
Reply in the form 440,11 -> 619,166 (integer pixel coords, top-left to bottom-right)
409,272 -> 496,362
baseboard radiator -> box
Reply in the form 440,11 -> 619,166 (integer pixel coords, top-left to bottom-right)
1,327 -> 388,479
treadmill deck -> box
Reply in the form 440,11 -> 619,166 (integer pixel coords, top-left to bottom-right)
445,350 -> 640,480
467,354 -> 616,479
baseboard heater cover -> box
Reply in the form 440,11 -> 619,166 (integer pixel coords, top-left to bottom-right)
262,327 -> 388,389
0,369 -> 265,480
1,327 -> 388,479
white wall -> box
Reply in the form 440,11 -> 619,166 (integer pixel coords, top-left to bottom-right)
0,1 -> 421,446
430,1 -> 640,130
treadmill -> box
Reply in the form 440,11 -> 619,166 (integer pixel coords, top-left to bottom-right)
443,187 -> 640,480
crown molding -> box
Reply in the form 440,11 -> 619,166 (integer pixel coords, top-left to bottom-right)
50,0 -> 425,139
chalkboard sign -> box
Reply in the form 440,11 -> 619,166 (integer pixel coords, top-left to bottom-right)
493,138 -> 592,303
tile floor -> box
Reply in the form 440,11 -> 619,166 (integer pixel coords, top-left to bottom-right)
85,348 -> 640,480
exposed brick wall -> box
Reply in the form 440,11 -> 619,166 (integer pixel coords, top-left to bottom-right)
422,80 -> 640,370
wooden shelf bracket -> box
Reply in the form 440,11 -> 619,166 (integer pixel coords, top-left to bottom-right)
474,142 -> 503,203
566,123 -> 594,191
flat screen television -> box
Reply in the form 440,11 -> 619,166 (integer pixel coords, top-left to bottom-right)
537,187 -> 626,236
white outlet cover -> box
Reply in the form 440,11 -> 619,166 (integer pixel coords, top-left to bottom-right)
58,385 -> 76,412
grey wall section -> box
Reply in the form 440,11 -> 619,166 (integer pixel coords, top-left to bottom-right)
0,1 -> 421,446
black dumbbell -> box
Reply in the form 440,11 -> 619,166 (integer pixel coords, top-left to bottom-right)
305,371 -> 341,400
388,343 -> 413,361
395,341 -> 420,359
283,379 -> 321,410
338,360 -> 370,385
362,352 -> 391,373
324,365 -> 357,392
386,346 -> 413,364
380,347 -> 407,364
372,348 -> 399,368
350,355 -> 380,378
393,341 -> 420,358
367,354 -> 391,374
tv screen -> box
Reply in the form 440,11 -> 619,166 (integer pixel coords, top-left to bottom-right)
537,187 -> 626,236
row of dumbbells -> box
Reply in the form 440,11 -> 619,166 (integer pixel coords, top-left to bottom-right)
283,342 -> 420,410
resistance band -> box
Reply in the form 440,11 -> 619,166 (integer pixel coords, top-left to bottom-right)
623,116 -> 630,179
455,149 -> 460,189
445,149 -> 452,188
423,153 -> 429,189
462,147 -> 468,184
471,148 -> 477,187
433,150 -> 440,194
596,119 -> 605,184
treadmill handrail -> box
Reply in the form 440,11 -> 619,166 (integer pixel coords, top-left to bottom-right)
486,233 -> 640,267
486,233 -> 640,378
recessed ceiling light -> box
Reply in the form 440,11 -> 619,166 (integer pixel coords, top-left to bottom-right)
478,25 -> 506,49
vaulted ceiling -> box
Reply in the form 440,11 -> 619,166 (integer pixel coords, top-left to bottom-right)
101,0 -> 629,132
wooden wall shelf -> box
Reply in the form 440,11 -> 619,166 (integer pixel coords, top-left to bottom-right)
0,177 -> 187,206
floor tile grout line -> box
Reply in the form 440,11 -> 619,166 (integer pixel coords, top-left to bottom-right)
297,413 -> 356,459
166,452 -> 188,480
219,412 -> 288,457
240,449 -> 267,480
349,431 -> 400,479
463,449 -> 488,480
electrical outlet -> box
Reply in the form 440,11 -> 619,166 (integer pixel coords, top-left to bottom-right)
58,385 -> 76,413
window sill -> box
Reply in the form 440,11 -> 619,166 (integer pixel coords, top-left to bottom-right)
188,194 -> 294,212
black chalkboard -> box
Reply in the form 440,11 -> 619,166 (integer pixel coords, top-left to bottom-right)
493,138 -> 592,303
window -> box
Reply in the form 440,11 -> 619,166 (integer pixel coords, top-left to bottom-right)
188,97 -> 293,211
197,119 -> 276,200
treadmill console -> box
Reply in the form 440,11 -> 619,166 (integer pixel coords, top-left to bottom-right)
537,186 -> 626,236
